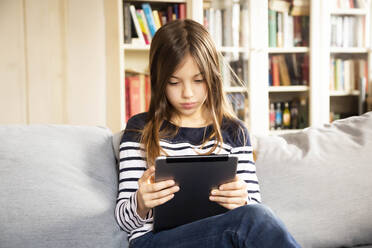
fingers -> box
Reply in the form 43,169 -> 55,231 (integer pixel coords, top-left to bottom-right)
138,166 -> 155,184
217,203 -> 242,210
209,195 -> 246,205
142,179 -> 176,194
218,178 -> 246,191
211,188 -> 248,198
210,177 -> 248,209
146,193 -> 175,209
143,185 -> 180,201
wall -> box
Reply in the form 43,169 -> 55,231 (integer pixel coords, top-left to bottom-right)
0,0 -> 111,129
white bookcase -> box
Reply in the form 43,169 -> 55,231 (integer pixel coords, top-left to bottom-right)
105,0 -> 372,134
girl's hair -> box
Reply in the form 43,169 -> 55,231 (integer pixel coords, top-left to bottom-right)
141,19 -> 244,166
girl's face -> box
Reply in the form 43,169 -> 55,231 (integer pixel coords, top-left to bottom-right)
165,54 -> 208,125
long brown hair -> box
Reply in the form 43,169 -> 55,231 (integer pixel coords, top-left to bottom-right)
141,19 -> 242,166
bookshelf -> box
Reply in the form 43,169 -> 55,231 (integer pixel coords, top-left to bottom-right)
267,0 -> 311,134
325,0 -> 371,122
107,0 -> 372,134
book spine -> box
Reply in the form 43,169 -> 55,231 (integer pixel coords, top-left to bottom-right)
142,3 -> 157,37
272,56 -> 280,86
277,12 -> 283,48
128,75 -> 142,117
268,9 -> 277,47
167,5 -> 173,21
152,10 -> 162,29
179,4 -> 186,19
123,3 -> 132,44
129,5 -> 146,45
136,10 -> 151,44
173,4 -> 179,19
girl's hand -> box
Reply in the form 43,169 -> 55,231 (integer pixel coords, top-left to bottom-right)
209,176 -> 248,210
136,166 -> 180,219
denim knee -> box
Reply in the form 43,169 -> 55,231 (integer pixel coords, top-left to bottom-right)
232,204 -> 275,222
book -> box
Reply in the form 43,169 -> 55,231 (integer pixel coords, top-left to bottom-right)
129,5 -> 146,45
167,5 -> 173,21
142,3 -> 157,37
152,10 -> 162,29
123,3 -> 132,44
136,10 -> 150,44
276,12 -> 284,48
268,9 -> 277,47
271,56 -> 280,86
126,74 -> 142,120
179,4 -> 186,19
277,55 -> 291,86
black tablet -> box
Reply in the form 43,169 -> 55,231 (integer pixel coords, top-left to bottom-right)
153,154 -> 238,232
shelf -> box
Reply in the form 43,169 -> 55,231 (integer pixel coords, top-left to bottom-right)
269,86 -> 310,92
330,90 -> 360,96
268,47 -> 309,54
224,86 -> 247,93
125,0 -> 187,3
218,47 -> 249,53
122,44 -> 150,51
330,47 -> 369,53
330,8 -> 368,15
269,129 -> 302,135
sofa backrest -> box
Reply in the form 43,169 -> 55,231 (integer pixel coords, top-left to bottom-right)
254,112 -> 372,248
0,125 -> 128,248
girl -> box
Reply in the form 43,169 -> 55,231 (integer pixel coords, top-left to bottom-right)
116,19 -> 299,248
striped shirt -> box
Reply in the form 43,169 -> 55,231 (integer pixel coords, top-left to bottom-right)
115,113 -> 261,242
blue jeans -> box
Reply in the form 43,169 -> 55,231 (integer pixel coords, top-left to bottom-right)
129,204 -> 300,248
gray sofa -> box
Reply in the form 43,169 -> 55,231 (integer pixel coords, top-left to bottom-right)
1,112 -> 371,248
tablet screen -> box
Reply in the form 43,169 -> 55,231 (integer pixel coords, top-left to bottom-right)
153,154 -> 237,232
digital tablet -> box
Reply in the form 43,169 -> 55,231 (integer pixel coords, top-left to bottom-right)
153,154 -> 238,232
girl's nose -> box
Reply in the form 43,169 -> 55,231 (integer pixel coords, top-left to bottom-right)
182,82 -> 194,98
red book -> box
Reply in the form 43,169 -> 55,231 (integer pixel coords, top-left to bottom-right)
349,0 -> 354,8
126,75 -> 142,119
179,4 -> 186,19
272,56 -> 280,86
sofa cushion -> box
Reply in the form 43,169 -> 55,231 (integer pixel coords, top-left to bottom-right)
254,112 -> 372,248
0,125 -> 128,248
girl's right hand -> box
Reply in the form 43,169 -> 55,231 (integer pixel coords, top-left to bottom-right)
136,166 -> 180,219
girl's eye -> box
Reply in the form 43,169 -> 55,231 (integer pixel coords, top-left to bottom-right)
194,79 -> 204,83
168,81 -> 179,85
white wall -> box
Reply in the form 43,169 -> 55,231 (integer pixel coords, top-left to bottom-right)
0,0 -> 110,129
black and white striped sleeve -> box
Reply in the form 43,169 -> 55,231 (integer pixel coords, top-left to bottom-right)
230,125 -> 261,204
115,117 -> 153,233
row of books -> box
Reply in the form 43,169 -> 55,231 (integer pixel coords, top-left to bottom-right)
331,0 -> 368,9
330,16 -> 365,48
221,55 -> 249,87
125,72 -> 151,122
330,58 -> 368,93
269,54 -> 309,86
226,93 -> 249,122
203,0 -> 249,55
268,1 -> 310,48
123,2 -> 186,45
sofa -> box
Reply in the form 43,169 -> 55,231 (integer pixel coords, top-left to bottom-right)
0,112 -> 371,248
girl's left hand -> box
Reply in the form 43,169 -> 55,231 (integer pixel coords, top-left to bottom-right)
209,176 -> 248,210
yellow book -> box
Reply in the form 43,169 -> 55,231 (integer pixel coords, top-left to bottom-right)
152,10 -> 162,29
